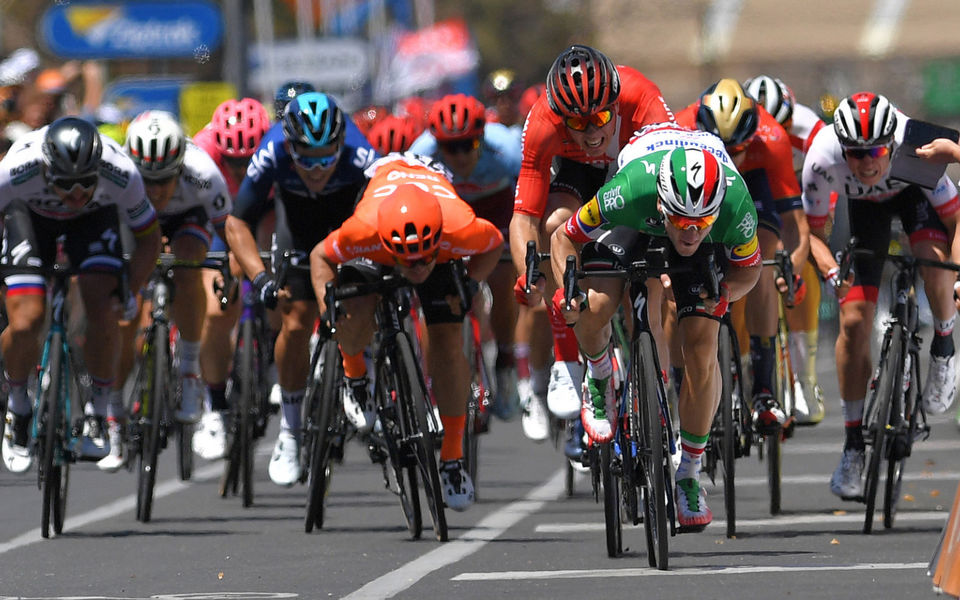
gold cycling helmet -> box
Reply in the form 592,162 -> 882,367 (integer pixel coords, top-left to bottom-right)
695,78 -> 759,147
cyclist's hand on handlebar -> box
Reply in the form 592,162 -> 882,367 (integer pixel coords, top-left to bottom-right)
699,282 -> 730,317
252,272 -> 280,310
121,292 -> 140,322
553,287 -> 584,326
825,266 -> 854,300
776,273 -> 807,307
514,273 -> 545,306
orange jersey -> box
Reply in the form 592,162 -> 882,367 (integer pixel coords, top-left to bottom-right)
322,158 -> 503,266
676,103 -> 801,208
513,66 -> 674,218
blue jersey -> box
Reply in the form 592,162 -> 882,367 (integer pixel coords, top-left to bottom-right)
233,118 -> 378,227
408,122 -> 521,204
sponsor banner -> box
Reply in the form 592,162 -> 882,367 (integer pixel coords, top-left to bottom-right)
248,38 -> 369,97
104,77 -> 188,121
180,81 -> 237,136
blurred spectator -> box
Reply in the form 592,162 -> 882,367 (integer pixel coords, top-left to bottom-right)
482,68 -> 523,128
818,93 -> 840,123
366,114 -> 420,154
352,104 -> 390,137
0,47 -> 39,156
9,60 -> 105,139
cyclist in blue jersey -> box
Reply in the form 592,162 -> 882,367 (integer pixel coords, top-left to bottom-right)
408,94 -> 551,439
224,91 -> 378,487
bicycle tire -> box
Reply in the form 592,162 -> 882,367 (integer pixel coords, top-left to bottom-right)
238,319 -> 256,508
137,323 -> 168,523
396,332 -> 448,542
718,324 -> 737,537
176,422 -> 193,481
52,458 -> 69,535
601,442 -> 622,557
40,333 -> 64,539
884,348 -> 918,529
766,430 -> 782,515
863,328 -> 901,534
304,338 -> 340,532
637,332 -> 668,570
377,358 -> 422,539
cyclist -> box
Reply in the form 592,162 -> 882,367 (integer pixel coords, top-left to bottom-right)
191,97 -> 271,459
744,74 -> 828,424
367,114 -> 420,155
676,78 -> 809,435
482,69 -> 524,130
408,94 -> 544,436
509,44 -> 674,459
0,116 -> 161,473
273,80 -> 315,121
224,91 -> 377,487
801,91 -> 960,499
352,104 -> 390,138
309,153 -> 505,511
116,110 -> 232,469
551,125 -> 761,530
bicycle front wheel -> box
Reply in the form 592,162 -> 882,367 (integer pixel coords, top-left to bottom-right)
137,325 -> 168,523
39,333 -> 64,539
636,332 -> 668,570
238,319 -> 256,508
718,324 -> 737,538
863,328 -> 902,534
304,338 -> 341,532
600,442 -> 622,557
884,348 -> 918,529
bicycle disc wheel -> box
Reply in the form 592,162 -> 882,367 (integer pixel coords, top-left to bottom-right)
40,333 -> 64,539
863,329 -> 901,534
304,338 -> 340,533
600,442 -> 622,557
138,326 -> 168,523
718,325 -> 737,537
637,333 -> 668,570
397,332 -> 448,542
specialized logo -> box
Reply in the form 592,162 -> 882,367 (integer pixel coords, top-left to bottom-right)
601,185 -> 624,211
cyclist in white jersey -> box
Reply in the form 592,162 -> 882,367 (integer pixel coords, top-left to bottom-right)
0,117 -> 161,474
802,92 -> 960,500
117,111 -> 232,468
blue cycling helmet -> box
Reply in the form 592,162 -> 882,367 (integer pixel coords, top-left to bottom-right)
281,92 -> 345,148
274,80 -> 316,120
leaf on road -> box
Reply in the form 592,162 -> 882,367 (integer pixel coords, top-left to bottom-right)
832,510 -> 847,516
830,538 -> 840,545
904,494 -> 915,502
218,572 -> 224,580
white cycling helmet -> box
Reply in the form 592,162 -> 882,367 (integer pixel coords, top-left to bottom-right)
743,75 -> 794,126
657,147 -> 726,219
125,110 -> 186,180
833,92 -> 897,147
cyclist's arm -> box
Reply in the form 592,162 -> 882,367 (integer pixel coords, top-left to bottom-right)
780,206 -> 810,274
225,214 -> 266,281
509,212 -> 541,275
549,222 -> 582,295
809,234 -> 837,276
724,258 -> 762,303
309,241 -> 339,317
129,224 -> 162,293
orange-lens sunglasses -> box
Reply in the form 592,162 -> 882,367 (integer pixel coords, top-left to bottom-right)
666,213 -> 717,231
564,109 -> 614,132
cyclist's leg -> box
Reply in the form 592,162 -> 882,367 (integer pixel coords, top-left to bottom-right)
334,259 -> 380,433
786,258 -> 825,422
745,225 -> 785,433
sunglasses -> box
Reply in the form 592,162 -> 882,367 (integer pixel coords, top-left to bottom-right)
50,173 -> 98,192
665,212 -> 717,231
439,138 -> 481,154
844,145 -> 891,160
291,145 -> 340,171
564,109 -> 614,132
395,250 -> 439,269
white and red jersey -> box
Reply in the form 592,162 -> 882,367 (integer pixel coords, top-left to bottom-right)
787,103 -> 826,173
801,110 -> 959,230
160,141 -> 232,230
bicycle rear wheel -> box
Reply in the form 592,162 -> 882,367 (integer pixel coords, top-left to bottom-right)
863,328 -> 901,534
137,325 -> 168,523
717,324 -> 737,537
600,442 -> 622,557
40,333 -> 64,539
304,338 -> 341,532
636,332 -> 668,570
397,332 -> 448,542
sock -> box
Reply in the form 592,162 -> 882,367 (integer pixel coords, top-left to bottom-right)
208,383 -> 228,412
4,373 -> 30,416
496,345 -> 514,369
805,329 -> 819,386
280,389 -> 304,434
178,340 -> 201,376
532,365 -> 549,397
841,397 -> 865,450
585,347 -> 612,381
931,315 -> 956,358
788,331 -> 808,380
547,301 -> 581,363
749,335 -> 775,397
515,342 -> 531,379
91,376 -> 115,417
676,429 -> 709,482
341,348 -> 367,379
106,390 -> 123,421
439,414 -> 465,462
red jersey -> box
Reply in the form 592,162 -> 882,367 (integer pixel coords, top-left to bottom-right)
513,65 -> 674,218
192,126 -> 243,197
322,157 -> 503,266
676,102 -> 801,209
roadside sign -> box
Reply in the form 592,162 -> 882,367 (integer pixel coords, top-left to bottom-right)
104,77 -> 188,121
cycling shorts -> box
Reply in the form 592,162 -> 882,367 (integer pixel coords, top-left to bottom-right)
159,206 -> 212,248
549,157 -> 609,206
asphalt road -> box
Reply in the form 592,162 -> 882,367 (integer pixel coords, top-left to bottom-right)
0,315 -> 956,600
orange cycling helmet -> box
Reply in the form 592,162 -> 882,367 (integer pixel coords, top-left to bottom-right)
377,184 -> 444,260
546,45 -> 620,117
428,94 -> 486,142
368,115 -> 420,154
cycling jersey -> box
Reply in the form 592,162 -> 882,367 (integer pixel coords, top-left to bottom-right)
160,141 -> 231,228
322,155 -> 503,267
513,65 -> 674,218
676,103 -> 801,215
787,103 -> 826,173
563,131 -> 760,269
0,126 -> 157,236
192,126 -> 242,196
801,110 -> 960,230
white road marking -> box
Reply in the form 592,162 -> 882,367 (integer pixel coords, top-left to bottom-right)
342,469 -> 566,600
535,510 -> 947,533
786,438 -> 960,455
702,470 -> 960,488
451,561 -> 929,581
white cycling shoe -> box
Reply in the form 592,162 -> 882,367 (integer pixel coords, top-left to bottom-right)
548,360 -> 583,420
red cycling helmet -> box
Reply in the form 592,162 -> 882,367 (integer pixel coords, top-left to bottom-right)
377,184 -> 444,260
368,115 -> 420,154
428,94 -> 486,142
546,45 -> 620,117
212,98 -> 271,158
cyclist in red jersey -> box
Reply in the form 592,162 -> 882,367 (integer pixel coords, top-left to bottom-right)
508,45 -> 673,460
676,78 -> 810,436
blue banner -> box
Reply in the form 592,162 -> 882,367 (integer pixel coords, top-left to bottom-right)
41,2 -> 222,59
103,77 -> 188,120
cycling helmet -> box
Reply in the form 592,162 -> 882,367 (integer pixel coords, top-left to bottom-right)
376,184 -> 444,260
274,80 -> 316,120
281,91 -> 344,148
833,91 -> 897,147
519,83 -> 546,119
41,116 -> 102,178
212,98 -> 270,159
696,78 -> 759,147
743,75 -> 794,126
367,115 -> 419,154
352,104 -> 390,137
483,69 -> 521,101
124,110 -> 186,179
657,147 -> 726,219
546,45 -> 620,117
428,94 -> 486,142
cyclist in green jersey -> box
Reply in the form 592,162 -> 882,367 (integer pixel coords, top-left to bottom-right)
550,124 -> 761,529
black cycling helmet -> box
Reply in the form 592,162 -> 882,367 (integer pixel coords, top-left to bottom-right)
274,80 -> 316,120
41,116 -> 102,178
